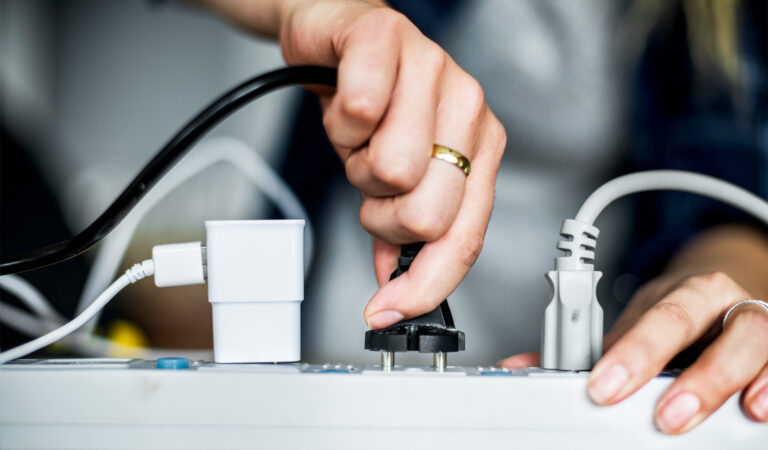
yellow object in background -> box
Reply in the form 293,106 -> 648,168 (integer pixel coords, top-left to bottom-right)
106,320 -> 149,358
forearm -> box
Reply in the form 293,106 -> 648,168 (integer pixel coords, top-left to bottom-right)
185,0 -> 304,37
663,224 -> 768,299
188,0 -> 386,38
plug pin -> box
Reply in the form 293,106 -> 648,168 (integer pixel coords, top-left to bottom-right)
381,351 -> 394,371
433,352 -> 446,372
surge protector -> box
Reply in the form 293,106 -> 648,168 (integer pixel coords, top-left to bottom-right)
0,358 -> 764,449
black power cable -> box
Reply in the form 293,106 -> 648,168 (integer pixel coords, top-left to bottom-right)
0,65 -> 337,275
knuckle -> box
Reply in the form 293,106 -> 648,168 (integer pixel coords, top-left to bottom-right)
322,112 -> 336,138
361,7 -> 407,33
457,231 -> 485,268
689,271 -> 735,291
653,301 -> 695,339
398,208 -> 447,242
487,115 -> 507,160
343,158 -> 366,190
494,117 -> 507,149
684,271 -> 742,309
370,153 -> 419,192
358,200 -> 376,234
341,93 -> 383,124
421,42 -> 448,75
462,75 -> 486,117
322,111 -> 348,149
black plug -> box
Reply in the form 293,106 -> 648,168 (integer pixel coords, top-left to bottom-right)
364,242 -> 465,371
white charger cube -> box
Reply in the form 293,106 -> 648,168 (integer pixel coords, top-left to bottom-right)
205,220 -> 305,363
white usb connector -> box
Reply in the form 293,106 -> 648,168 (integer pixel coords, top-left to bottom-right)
152,242 -> 206,288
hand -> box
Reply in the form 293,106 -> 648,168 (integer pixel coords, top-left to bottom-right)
277,1 -> 506,327
500,271 -> 768,434
197,0 -> 505,326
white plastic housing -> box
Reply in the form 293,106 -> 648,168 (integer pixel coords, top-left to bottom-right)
205,220 -> 305,363
152,242 -> 206,288
541,270 -> 603,370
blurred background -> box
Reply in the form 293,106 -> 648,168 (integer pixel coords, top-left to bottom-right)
1,0 -> 300,353
1,0 -> 765,365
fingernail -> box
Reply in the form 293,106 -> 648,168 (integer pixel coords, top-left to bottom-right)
366,310 -> 404,328
657,392 -> 701,433
588,364 -> 629,404
749,384 -> 768,421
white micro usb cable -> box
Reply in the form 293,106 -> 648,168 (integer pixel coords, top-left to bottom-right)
0,243 -> 206,364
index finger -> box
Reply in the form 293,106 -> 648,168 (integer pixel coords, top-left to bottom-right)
587,273 -> 748,406
322,9 -> 402,154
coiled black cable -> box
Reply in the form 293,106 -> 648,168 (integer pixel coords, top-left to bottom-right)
0,65 -> 337,275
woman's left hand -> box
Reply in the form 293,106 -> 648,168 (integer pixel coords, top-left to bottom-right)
500,270 -> 768,434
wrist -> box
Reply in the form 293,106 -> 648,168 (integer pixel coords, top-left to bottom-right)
276,0 -> 389,66
189,0 -> 307,38
663,224 -> 768,299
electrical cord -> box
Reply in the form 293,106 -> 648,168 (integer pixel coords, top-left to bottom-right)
556,170 -> 768,271
76,137 -> 315,336
575,170 -> 768,226
0,65 -> 337,275
0,272 -> 213,360
543,169 -> 768,370
0,299 -> 213,360
0,138 -> 315,356
0,275 -> 64,322
0,300 -> 57,337
0,261 -> 155,364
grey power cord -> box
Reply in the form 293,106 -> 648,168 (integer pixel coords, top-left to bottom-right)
541,170 -> 768,371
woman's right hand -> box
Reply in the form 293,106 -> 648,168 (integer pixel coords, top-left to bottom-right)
201,0 -> 507,328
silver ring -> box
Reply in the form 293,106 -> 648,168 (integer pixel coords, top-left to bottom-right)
722,299 -> 768,328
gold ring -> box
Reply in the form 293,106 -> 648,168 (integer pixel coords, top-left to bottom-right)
431,144 -> 471,176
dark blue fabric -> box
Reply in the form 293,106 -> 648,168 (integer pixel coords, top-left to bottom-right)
622,0 -> 767,284
388,0 -> 463,40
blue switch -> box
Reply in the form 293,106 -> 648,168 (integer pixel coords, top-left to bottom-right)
157,357 -> 190,370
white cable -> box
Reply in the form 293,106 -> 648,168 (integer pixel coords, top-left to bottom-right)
0,301 -> 54,336
0,275 -> 64,322
0,260 -> 154,364
0,301 -> 212,360
0,246 -> 208,359
0,303 -> 212,360
575,170 -> 768,226
0,138 -> 311,360
77,137 -> 314,338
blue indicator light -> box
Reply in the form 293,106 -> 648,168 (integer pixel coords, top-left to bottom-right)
157,357 -> 190,370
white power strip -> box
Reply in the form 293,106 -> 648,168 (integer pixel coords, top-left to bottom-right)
0,358 -> 765,449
